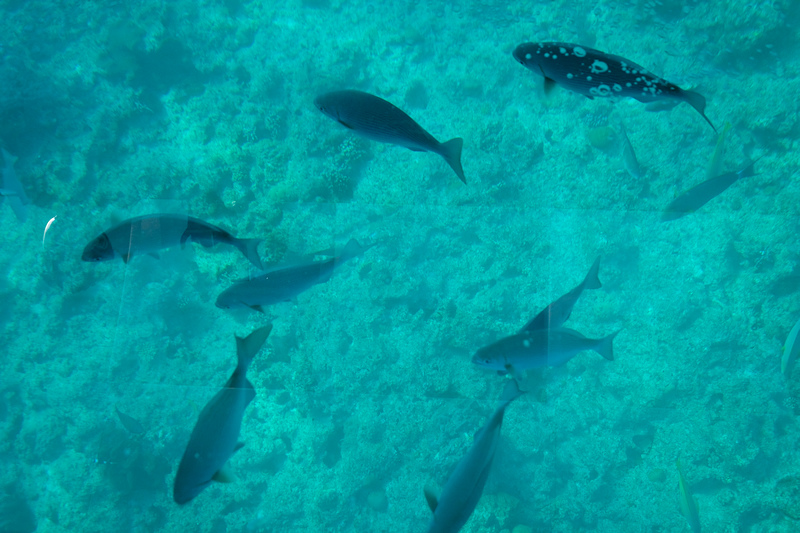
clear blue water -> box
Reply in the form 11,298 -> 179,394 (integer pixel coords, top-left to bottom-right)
1,0 -> 799,531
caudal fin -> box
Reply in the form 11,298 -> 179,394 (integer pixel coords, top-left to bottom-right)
681,90 -> 716,132
235,324 -> 273,371
236,238 -> 264,270
582,256 -> 602,290
439,138 -> 466,184
593,329 -> 620,361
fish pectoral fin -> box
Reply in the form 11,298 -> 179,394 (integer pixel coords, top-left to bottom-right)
212,466 -> 237,484
147,252 -> 161,260
407,147 -> 426,152
543,76 -> 557,96
505,364 -> 524,383
337,119 -> 355,130
241,302 -> 265,314
496,370 -> 507,376
423,487 -> 438,513
122,253 -> 132,264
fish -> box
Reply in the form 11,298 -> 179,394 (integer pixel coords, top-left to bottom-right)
619,123 -> 644,179
82,213 -> 264,269
173,324 -> 272,504
1,148 -> 31,222
520,257 -> 602,333
472,327 -> 618,377
661,159 -> 760,221
115,406 -> 145,435
424,379 -> 524,533
216,238 -> 373,312
676,458 -> 701,533
512,42 -> 716,131
781,315 -> 800,378
314,90 -> 466,183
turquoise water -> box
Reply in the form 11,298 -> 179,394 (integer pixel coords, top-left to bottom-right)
1,0 -> 799,531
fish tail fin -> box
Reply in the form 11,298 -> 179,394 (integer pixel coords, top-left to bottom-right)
439,138 -> 466,184
500,377 -> 526,407
583,256 -> 602,290
681,90 -> 717,132
594,329 -> 621,361
235,324 -> 273,370
738,156 -> 762,179
337,238 -> 377,263
236,238 -> 264,270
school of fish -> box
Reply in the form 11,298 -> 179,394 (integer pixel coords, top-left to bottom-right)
6,33 -> 786,533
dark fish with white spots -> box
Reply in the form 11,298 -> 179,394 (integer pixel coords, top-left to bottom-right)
472,327 -> 619,377
520,256 -> 601,333
1,148 -> 30,222
115,406 -> 145,435
662,159 -> 760,221
315,90 -> 466,183
216,238 -> 373,312
424,379 -> 524,533
82,213 -> 264,269
173,324 -> 272,504
512,42 -> 716,131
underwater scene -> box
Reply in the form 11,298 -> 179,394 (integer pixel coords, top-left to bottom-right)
1,0 -> 799,531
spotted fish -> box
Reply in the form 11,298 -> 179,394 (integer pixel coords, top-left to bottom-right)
512,42 -> 716,131
315,90 -> 466,183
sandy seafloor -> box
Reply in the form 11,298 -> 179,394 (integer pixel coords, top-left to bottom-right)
1,0 -> 800,531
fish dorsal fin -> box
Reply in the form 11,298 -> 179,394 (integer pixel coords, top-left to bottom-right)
423,487 -> 438,513
212,466 -> 237,484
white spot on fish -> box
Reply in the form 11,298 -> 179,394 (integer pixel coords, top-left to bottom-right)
626,82 -> 632,87
559,47 -> 567,54
525,53 -> 532,60
590,84 -> 612,97
567,73 -> 573,79
590,60 -> 609,74
523,339 -> 531,348
544,52 -> 550,58
573,46 -> 587,57
613,83 -> 622,92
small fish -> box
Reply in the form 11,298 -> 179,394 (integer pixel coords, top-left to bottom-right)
619,124 -> 644,179
173,324 -> 272,504
512,42 -> 716,131
676,458 -> 701,533
424,379 -> 524,533
662,159 -> 760,221
216,238 -> 373,312
315,90 -> 466,183
82,213 -> 263,269
520,256 -> 602,333
472,327 -> 618,377
1,148 -> 31,222
781,315 -> 800,378
706,122 -> 732,181
115,406 -> 145,435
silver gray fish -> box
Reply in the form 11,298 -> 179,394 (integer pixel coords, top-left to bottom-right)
314,90 -> 466,183
1,148 -> 30,222
82,213 -> 263,269
619,124 -> 644,179
216,238 -> 372,312
520,257 -> 601,333
424,379 -> 524,533
512,42 -> 716,131
173,324 -> 272,504
472,327 -> 618,376
662,158 -> 759,222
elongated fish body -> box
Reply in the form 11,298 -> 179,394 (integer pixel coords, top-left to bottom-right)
512,42 -> 716,131
1,148 -> 30,222
781,315 -> 800,378
315,90 -> 466,183
82,213 -> 263,269
619,124 -> 644,179
661,159 -> 758,221
425,379 -> 524,533
473,327 -> 618,374
216,239 -> 371,312
676,459 -> 701,533
174,325 -> 272,504
521,257 -> 601,333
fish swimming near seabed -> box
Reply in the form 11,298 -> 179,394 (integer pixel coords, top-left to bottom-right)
520,256 -> 602,333
512,42 -> 716,131
314,90 -> 466,183
661,158 -> 760,221
424,379 -> 525,533
619,123 -> 644,179
173,324 -> 272,504
676,458 -> 701,533
82,213 -> 264,269
1,148 -> 31,222
473,327 -> 619,377
216,238 -> 374,312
